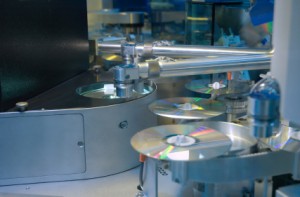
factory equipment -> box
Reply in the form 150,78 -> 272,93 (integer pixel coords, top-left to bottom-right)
2,0 -> 300,197
128,1 -> 300,196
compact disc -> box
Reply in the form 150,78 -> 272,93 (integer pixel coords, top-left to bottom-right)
77,82 -> 153,99
149,97 -> 226,119
131,124 -> 232,161
185,79 -> 227,95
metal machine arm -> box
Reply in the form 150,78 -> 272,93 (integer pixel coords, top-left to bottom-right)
98,41 -> 274,57
98,41 -> 272,97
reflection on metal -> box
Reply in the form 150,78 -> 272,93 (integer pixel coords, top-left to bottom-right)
77,82 -> 153,99
188,121 -> 257,155
139,55 -> 270,78
0,71 -> 157,186
262,124 -> 300,151
276,184 -> 300,197
98,42 -> 274,57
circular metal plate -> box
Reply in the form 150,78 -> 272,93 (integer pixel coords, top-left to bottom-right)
131,124 -> 232,161
149,97 -> 226,120
77,82 -> 153,99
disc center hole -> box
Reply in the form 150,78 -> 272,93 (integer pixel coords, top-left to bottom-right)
178,103 -> 196,111
166,135 -> 196,147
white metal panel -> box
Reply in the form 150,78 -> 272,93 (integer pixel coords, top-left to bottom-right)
271,0 -> 300,125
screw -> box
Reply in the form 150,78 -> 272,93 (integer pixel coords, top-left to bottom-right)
16,102 -> 29,112
77,141 -> 85,148
119,121 -> 128,129
93,65 -> 102,74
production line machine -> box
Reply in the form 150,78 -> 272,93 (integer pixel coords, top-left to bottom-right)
1,0 -> 300,197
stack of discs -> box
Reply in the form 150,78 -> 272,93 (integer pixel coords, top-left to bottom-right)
131,124 -> 232,161
149,97 -> 226,120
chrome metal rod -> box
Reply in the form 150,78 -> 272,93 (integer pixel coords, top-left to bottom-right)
151,45 -> 273,57
98,42 -> 273,57
98,42 -> 122,54
138,55 -> 271,78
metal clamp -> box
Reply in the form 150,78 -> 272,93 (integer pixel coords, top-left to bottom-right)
147,61 -> 161,78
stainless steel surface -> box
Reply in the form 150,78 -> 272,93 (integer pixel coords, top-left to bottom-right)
283,135 -> 300,180
0,168 -> 140,197
115,83 -> 134,98
217,93 -> 248,114
170,150 -> 294,184
0,114 -> 85,179
272,0 -> 300,127
276,184 -> 300,197
262,124 -> 300,150
149,55 -> 270,78
98,42 -> 273,57
143,158 -> 254,197
150,45 -> 273,57
149,97 -> 226,120
98,42 -> 122,54
131,124 -> 232,161
0,71 -> 157,186
188,121 -> 257,155
0,194 -> 61,197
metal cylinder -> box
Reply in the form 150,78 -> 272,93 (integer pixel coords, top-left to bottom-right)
248,98 -> 280,121
248,98 -> 280,138
115,83 -> 134,98
151,45 -> 273,57
138,55 -> 270,78
98,42 -> 274,57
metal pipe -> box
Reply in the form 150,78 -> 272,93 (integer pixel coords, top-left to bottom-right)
139,54 -> 271,78
98,42 -> 274,57
98,42 -> 122,54
150,45 -> 273,57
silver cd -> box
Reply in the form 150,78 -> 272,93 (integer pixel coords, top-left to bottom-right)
149,97 -> 226,120
185,79 -> 227,95
131,124 -> 232,161
187,121 -> 257,155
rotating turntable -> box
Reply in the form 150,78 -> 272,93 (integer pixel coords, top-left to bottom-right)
131,124 -> 232,161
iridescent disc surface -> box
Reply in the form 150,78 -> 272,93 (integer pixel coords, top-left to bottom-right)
185,79 -> 227,95
131,124 -> 232,161
149,97 -> 226,120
